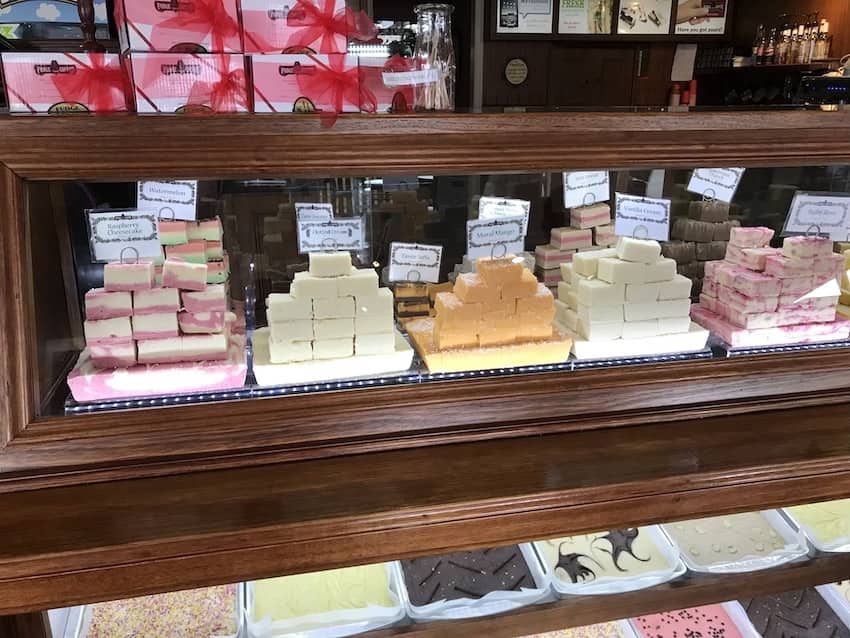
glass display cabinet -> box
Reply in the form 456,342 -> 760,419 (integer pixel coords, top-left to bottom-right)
3,110 -> 850,637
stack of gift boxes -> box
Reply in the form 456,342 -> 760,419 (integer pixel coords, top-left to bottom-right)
554,238 -> 692,342
534,203 -> 615,291
0,0 -> 414,114
265,252 -> 396,364
83,253 -> 230,370
690,228 -> 850,347
663,200 -> 740,299
431,257 -> 555,351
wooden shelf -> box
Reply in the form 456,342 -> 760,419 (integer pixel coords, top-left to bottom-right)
3,403 -> 850,615
365,553 -> 850,637
696,62 -> 837,75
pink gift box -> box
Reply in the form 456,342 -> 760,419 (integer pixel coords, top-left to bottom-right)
116,0 -> 242,53
251,54 -> 360,113
1,53 -> 130,114
129,53 -> 249,113
358,56 -> 415,114
240,0 -> 347,54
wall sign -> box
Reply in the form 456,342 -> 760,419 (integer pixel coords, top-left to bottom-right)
617,0 -> 672,35
467,215 -> 526,259
504,58 -> 529,85
563,171 -> 611,209
389,243 -> 443,283
614,193 -> 671,241
686,168 -> 745,204
674,0 -> 729,35
87,209 -> 162,263
137,180 -> 198,221
297,219 -> 364,253
496,0 -> 555,34
783,192 -> 850,240
559,0 -> 613,34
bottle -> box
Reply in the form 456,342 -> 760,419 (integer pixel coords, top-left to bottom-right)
815,19 -> 831,60
789,24 -> 801,64
764,28 -> 776,65
668,83 -> 681,107
806,14 -> 820,63
413,3 -> 456,111
752,24 -> 765,61
776,28 -> 790,65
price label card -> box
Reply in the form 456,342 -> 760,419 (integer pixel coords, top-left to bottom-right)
479,196 -> 531,235
295,202 -> 334,223
467,215 -> 526,260
614,193 -> 672,241
686,168 -> 745,204
297,218 -> 364,253
87,209 -> 161,263
562,171 -> 610,208
388,243 -> 443,283
783,192 -> 850,240
137,180 -> 198,221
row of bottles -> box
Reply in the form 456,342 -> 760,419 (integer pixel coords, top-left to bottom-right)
752,13 -> 833,66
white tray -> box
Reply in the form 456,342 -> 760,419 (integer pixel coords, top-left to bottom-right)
816,582 -> 850,630
396,543 -> 553,623
533,526 -> 687,597
245,562 -> 405,638
660,510 -> 808,574
781,501 -> 850,553
252,328 -> 415,387
629,601 -> 761,638
563,323 -> 709,360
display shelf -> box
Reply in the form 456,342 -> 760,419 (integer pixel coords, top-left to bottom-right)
363,553 -> 850,637
3,403 -> 850,615
696,62 -> 838,75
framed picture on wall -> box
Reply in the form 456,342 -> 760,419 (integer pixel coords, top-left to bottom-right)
616,0 -> 673,35
496,0 -> 555,34
674,0 -> 729,35
558,0 -> 614,35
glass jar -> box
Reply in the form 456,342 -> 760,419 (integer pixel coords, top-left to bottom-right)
413,3 -> 456,112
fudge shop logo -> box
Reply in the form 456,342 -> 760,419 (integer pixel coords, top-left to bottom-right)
154,0 -> 196,13
267,4 -> 290,20
48,102 -> 89,114
160,60 -> 202,76
34,60 -> 76,76
278,61 -> 317,77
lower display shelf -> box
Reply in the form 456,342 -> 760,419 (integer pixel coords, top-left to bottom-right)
361,553 -> 850,638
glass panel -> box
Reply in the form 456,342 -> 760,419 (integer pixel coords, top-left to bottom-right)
25,164 -> 850,417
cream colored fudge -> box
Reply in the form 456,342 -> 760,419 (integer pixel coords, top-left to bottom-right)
84,317 -> 133,345
291,272 -> 338,299
314,318 -> 354,340
270,319 -> 314,342
338,268 -> 379,298
131,312 -> 179,340
269,339 -> 313,364
616,237 -> 662,264
314,338 -> 353,359
267,293 -> 312,321
309,252 -> 353,278
355,332 -> 395,356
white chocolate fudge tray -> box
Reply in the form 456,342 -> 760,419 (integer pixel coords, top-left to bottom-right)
780,500 -> 850,553
252,328 -> 415,388
245,563 -> 405,638
66,336 -> 248,404
532,525 -> 686,597
563,323 -> 711,362
660,510 -> 808,574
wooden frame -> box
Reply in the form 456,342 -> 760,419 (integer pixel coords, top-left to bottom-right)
3,111 -> 850,495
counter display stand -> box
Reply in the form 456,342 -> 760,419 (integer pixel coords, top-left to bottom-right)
4,111 -> 850,637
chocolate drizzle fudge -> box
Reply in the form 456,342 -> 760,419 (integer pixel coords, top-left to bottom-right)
401,546 -> 534,605
741,588 -> 850,638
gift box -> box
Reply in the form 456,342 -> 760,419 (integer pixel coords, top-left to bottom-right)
115,0 -> 242,53
251,54 -> 359,113
0,52 -> 130,113
240,0 -> 375,54
359,56 -> 415,114
129,53 -> 249,113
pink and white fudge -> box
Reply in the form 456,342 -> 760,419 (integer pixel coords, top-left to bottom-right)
765,254 -> 816,279
103,261 -> 155,292
89,342 -> 137,369
535,245 -> 575,269
570,203 -> 611,229
85,289 -> 132,320
724,245 -> 777,272
782,236 -> 833,259
162,259 -> 207,291
159,220 -> 188,246
178,311 -> 226,334
781,276 -> 815,295
537,268 -> 563,286
133,288 -> 180,315
182,334 -> 229,361
207,258 -> 229,284
131,312 -> 179,340
205,241 -> 224,261
165,240 -> 207,264
186,218 -> 223,242
593,225 -> 617,246
714,263 -> 781,297
182,284 -> 227,313
84,317 -> 133,345
728,226 -> 774,248
717,285 -> 779,313
551,228 -> 592,251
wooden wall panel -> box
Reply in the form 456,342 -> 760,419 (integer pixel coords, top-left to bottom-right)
482,41 -> 551,106
549,45 -> 636,107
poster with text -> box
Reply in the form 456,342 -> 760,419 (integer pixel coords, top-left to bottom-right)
558,0 -> 613,34
497,0 -> 554,34
617,0 -> 672,35
674,0 -> 728,35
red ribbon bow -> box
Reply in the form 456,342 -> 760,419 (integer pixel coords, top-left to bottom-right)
297,53 -> 361,126
52,54 -> 127,112
285,0 -> 377,52
153,0 -> 241,52
186,55 -> 248,112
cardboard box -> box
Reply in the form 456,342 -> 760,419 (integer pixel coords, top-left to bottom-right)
251,54 -> 359,113
358,56 -> 415,114
1,52 -> 129,113
240,0 -> 347,54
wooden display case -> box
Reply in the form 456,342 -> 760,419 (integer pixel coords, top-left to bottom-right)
3,110 -> 850,636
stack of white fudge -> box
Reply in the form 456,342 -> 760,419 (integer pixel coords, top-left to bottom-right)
555,237 -> 693,341
534,203 -> 615,289
266,252 -> 395,363
82,256 -> 230,369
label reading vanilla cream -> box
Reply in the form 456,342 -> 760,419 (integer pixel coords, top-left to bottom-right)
614,193 -> 671,242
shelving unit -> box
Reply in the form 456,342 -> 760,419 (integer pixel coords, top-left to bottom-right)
3,110 -> 850,636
